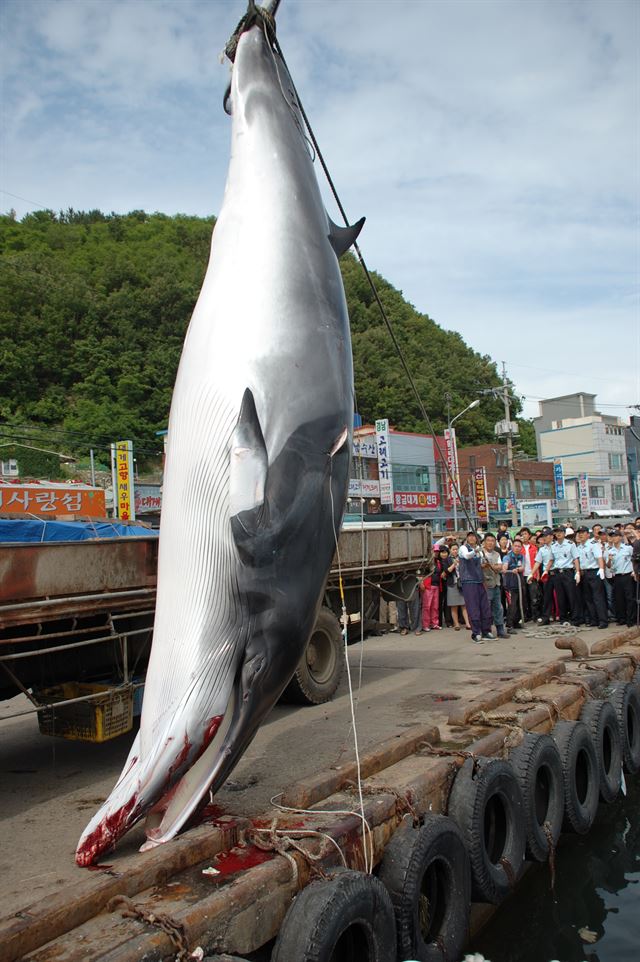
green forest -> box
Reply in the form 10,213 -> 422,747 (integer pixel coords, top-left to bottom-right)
0,209 -> 535,475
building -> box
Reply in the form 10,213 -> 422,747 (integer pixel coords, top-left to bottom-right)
456,445 -> 555,520
350,425 -> 448,524
626,415 -> 640,512
533,393 -> 632,517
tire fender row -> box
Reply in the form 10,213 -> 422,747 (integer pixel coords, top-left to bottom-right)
263,678 -> 639,962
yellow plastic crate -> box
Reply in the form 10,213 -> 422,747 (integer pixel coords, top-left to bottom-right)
36,681 -> 133,742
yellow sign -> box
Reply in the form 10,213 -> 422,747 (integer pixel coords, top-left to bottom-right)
115,441 -> 135,521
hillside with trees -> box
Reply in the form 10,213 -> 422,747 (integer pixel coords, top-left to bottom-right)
0,209 -> 532,474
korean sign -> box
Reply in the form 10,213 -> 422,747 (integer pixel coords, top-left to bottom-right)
375,419 -> 394,505
473,467 -> 488,520
553,459 -> 565,500
578,474 -> 589,515
0,483 -> 106,518
443,428 -> 461,505
114,440 -> 136,522
393,491 -> 440,510
348,478 -> 381,498
134,484 -> 162,515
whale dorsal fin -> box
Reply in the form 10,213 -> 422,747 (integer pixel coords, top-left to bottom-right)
327,215 -> 365,258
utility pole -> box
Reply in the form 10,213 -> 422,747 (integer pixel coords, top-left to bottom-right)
502,361 -> 518,527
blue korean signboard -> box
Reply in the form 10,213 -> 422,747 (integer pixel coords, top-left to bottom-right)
553,459 -> 565,500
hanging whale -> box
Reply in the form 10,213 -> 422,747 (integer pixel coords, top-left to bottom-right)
76,3 -> 363,866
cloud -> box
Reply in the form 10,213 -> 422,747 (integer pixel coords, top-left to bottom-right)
1,0 -> 638,420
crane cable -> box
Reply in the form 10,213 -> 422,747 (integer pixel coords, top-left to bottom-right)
267,31 -> 478,534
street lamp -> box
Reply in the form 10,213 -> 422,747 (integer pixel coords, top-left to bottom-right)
445,396 -> 480,531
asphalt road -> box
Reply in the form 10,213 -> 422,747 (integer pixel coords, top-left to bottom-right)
0,621 -> 616,917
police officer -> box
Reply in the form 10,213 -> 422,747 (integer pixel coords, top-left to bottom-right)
575,526 -> 608,628
549,525 -> 581,624
607,530 -> 635,627
529,527 -> 555,624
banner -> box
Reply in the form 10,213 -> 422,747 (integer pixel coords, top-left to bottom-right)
393,491 -> 440,510
0,483 -> 105,518
375,419 -> 394,505
519,499 -> 553,528
134,483 -> 162,515
474,467 -> 488,520
115,440 -> 136,521
553,459 -> 565,500
578,473 -> 589,515
443,428 -> 461,505
348,478 -> 381,498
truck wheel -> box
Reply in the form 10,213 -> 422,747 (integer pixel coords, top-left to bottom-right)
281,608 -> 344,705
271,870 -> 396,962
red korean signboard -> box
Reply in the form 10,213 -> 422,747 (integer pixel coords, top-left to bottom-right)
393,491 -> 440,511
0,483 -> 106,518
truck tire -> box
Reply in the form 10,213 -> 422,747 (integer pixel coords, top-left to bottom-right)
508,732 -> 563,862
446,757 -> 525,904
580,699 -> 622,803
281,607 -> 344,705
271,870 -> 396,961
551,720 -> 599,834
610,683 -> 640,774
378,816 -> 470,962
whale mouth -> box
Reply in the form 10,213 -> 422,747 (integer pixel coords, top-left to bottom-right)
142,688 -> 237,848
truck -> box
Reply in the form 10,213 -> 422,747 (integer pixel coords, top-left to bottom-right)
0,520 -> 432,737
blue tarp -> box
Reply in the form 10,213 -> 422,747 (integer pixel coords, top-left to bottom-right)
0,518 -> 158,543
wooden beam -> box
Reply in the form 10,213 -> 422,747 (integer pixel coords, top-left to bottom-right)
281,723 -> 440,809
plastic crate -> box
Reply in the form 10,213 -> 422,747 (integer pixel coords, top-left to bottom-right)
36,682 -> 134,742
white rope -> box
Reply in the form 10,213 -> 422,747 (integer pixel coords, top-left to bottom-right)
328,458 -> 371,872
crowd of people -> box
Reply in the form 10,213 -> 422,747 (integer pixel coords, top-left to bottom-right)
396,518 -> 640,643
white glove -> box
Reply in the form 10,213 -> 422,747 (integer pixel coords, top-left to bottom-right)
597,569 -> 605,580
574,571 -> 581,584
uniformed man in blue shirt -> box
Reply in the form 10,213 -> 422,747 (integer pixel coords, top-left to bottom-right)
575,526 -> 608,629
607,530 -> 636,627
549,525 -> 581,625
529,527 -> 555,624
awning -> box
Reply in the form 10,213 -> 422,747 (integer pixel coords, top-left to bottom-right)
592,509 -> 631,517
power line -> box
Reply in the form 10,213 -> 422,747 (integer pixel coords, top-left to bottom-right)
0,189 -> 51,211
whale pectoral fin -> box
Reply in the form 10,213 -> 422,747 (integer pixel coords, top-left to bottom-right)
230,387 -> 268,531
327,215 -> 365,257
143,691 -> 238,846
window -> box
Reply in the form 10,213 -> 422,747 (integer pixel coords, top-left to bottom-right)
589,485 -> 605,499
609,453 -> 623,471
469,456 -> 476,470
498,479 -> 509,497
613,484 -> 627,501
519,479 -> 532,497
391,463 -> 431,492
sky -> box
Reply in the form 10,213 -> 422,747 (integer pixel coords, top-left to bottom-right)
1,0 -> 639,424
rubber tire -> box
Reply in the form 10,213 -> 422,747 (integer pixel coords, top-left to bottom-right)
551,720 -> 599,834
271,869 -> 396,962
508,732 -> 564,862
580,699 -> 622,803
446,757 -> 525,904
281,608 -> 344,705
377,816 -> 470,962
609,683 -> 640,775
